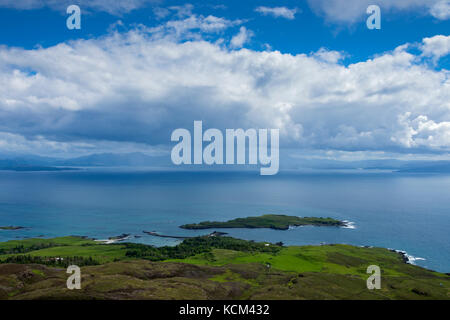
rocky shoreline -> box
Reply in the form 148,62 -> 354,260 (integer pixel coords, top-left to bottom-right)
94,233 -> 131,244
143,230 -> 227,239
389,248 -> 426,266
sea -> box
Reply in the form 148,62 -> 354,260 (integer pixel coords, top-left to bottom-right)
0,168 -> 449,272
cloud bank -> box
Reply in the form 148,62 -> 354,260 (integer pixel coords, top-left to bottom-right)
0,15 -> 449,158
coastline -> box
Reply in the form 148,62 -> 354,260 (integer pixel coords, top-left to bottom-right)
389,248 -> 426,266
0,216 -> 445,273
0,234 -> 448,300
0,232 -> 442,273
143,230 -> 228,239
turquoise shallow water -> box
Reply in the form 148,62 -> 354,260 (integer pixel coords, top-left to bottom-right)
0,169 -> 449,272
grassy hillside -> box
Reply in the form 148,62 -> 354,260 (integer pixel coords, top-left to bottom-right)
180,214 -> 344,230
0,236 -> 448,300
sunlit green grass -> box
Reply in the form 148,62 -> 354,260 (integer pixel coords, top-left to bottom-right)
0,236 -> 96,250
0,237 -> 126,263
9,245 -> 126,263
166,244 -> 445,280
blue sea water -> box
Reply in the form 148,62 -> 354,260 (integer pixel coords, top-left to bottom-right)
0,169 -> 449,272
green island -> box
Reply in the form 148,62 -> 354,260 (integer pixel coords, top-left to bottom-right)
0,235 -> 448,300
180,214 -> 345,230
0,226 -> 25,230
0,166 -> 78,172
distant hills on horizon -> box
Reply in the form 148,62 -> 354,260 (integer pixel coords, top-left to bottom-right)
0,152 -> 168,170
1,152 -> 450,173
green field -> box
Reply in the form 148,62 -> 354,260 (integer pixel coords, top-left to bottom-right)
180,214 -> 344,230
0,236 -> 126,265
0,236 -> 448,300
166,245 -> 446,279
0,236 -> 96,249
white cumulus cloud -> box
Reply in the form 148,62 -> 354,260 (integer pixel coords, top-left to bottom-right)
421,35 -> 450,60
430,0 -> 450,19
255,6 -> 298,20
307,0 -> 443,24
230,26 -> 253,48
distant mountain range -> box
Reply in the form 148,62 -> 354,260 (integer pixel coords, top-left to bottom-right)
282,158 -> 450,172
395,162 -> 450,173
55,152 -> 169,167
1,152 -> 450,173
0,152 -> 169,170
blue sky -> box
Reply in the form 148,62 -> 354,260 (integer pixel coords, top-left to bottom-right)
1,0 -> 449,64
0,0 -> 449,161
0,0 -> 450,62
